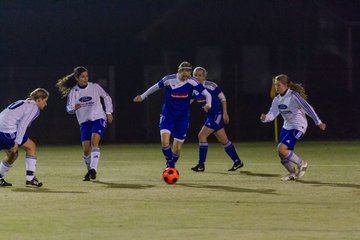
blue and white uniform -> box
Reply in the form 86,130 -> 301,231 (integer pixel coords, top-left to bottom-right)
141,73 -> 212,141
193,80 -> 226,132
67,82 -> 113,141
262,89 -> 323,149
0,99 -> 40,150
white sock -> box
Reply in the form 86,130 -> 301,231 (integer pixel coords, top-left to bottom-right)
83,155 -> 91,170
90,148 -> 100,171
0,160 -> 12,178
26,155 -> 37,181
286,151 -> 304,167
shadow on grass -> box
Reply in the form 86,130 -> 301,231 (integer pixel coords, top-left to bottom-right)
297,180 -> 360,190
93,180 -> 156,189
178,183 -> 277,195
12,187 -> 87,194
240,171 -> 282,178
205,171 -> 281,178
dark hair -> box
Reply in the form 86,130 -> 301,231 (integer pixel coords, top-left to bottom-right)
56,66 -> 88,97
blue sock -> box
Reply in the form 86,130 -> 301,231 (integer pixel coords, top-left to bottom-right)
162,145 -> 172,166
199,142 -> 208,165
224,141 -> 241,163
168,153 -> 179,168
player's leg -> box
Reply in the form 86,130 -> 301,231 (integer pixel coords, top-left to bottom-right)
169,138 -> 184,168
278,129 -> 306,180
214,128 -> 244,171
161,131 -> 172,167
191,126 -> 213,172
167,116 -> 188,168
87,119 -> 107,180
0,149 -> 17,186
160,114 -> 174,167
21,138 -> 43,187
80,121 -> 92,181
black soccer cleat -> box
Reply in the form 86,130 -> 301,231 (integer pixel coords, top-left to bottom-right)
0,178 -> 12,187
83,171 -> 91,181
228,161 -> 244,171
88,169 -> 96,180
26,177 -> 43,187
191,164 -> 205,172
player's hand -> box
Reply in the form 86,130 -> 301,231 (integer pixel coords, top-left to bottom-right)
260,113 -> 266,122
133,95 -> 143,103
223,112 -> 229,124
203,105 -> 211,112
10,143 -> 19,153
318,122 -> 326,131
106,114 -> 113,124
75,103 -> 81,110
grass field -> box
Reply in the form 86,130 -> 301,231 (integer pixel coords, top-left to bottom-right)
1,141 -> 359,240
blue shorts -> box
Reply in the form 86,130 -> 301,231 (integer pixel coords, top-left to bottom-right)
278,128 -> 304,150
80,119 -> 107,142
204,113 -> 224,132
159,114 -> 189,141
0,132 -> 28,150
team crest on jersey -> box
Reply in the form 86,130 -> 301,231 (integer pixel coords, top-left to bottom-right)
79,96 -> 92,102
278,104 -> 287,109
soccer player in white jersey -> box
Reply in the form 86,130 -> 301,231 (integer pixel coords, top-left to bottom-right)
56,66 -> 113,181
133,61 -> 212,169
191,67 -> 244,172
260,74 -> 326,181
0,88 -> 49,187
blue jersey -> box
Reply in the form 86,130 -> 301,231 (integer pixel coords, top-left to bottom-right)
194,80 -> 222,116
158,74 -> 206,118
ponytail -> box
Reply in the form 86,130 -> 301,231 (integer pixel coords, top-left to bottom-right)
275,74 -> 308,100
56,73 -> 77,97
289,82 -> 307,100
56,66 -> 88,97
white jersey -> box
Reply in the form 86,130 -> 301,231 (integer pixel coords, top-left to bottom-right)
262,89 -> 322,133
66,82 -> 113,125
0,99 -> 40,144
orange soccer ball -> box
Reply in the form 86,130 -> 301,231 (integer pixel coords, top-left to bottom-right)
162,168 -> 180,184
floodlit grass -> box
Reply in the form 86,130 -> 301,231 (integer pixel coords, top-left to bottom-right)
1,141 -> 359,240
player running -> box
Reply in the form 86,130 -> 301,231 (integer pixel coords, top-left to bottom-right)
191,67 -> 244,172
0,88 -> 49,187
56,66 -> 113,181
260,74 -> 326,181
134,61 -> 212,169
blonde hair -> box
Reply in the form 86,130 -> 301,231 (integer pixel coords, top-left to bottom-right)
29,88 -> 50,100
193,66 -> 208,78
275,74 -> 307,99
56,66 -> 88,97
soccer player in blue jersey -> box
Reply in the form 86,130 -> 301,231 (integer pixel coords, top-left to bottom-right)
191,67 -> 244,172
260,74 -> 326,181
0,88 -> 49,187
134,61 -> 212,169
56,66 -> 113,181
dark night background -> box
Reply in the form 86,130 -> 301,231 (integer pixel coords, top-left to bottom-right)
0,0 -> 359,144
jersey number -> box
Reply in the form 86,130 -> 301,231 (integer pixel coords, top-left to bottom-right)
8,101 -> 25,110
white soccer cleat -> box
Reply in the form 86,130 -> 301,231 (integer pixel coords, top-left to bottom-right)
297,161 -> 308,178
281,173 -> 297,181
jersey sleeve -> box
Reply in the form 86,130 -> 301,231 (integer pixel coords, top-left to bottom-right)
292,92 -> 322,125
140,83 -> 161,100
95,84 -> 113,114
262,98 -> 280,123
66,89 -> 77,114
15,103 -> 39,144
